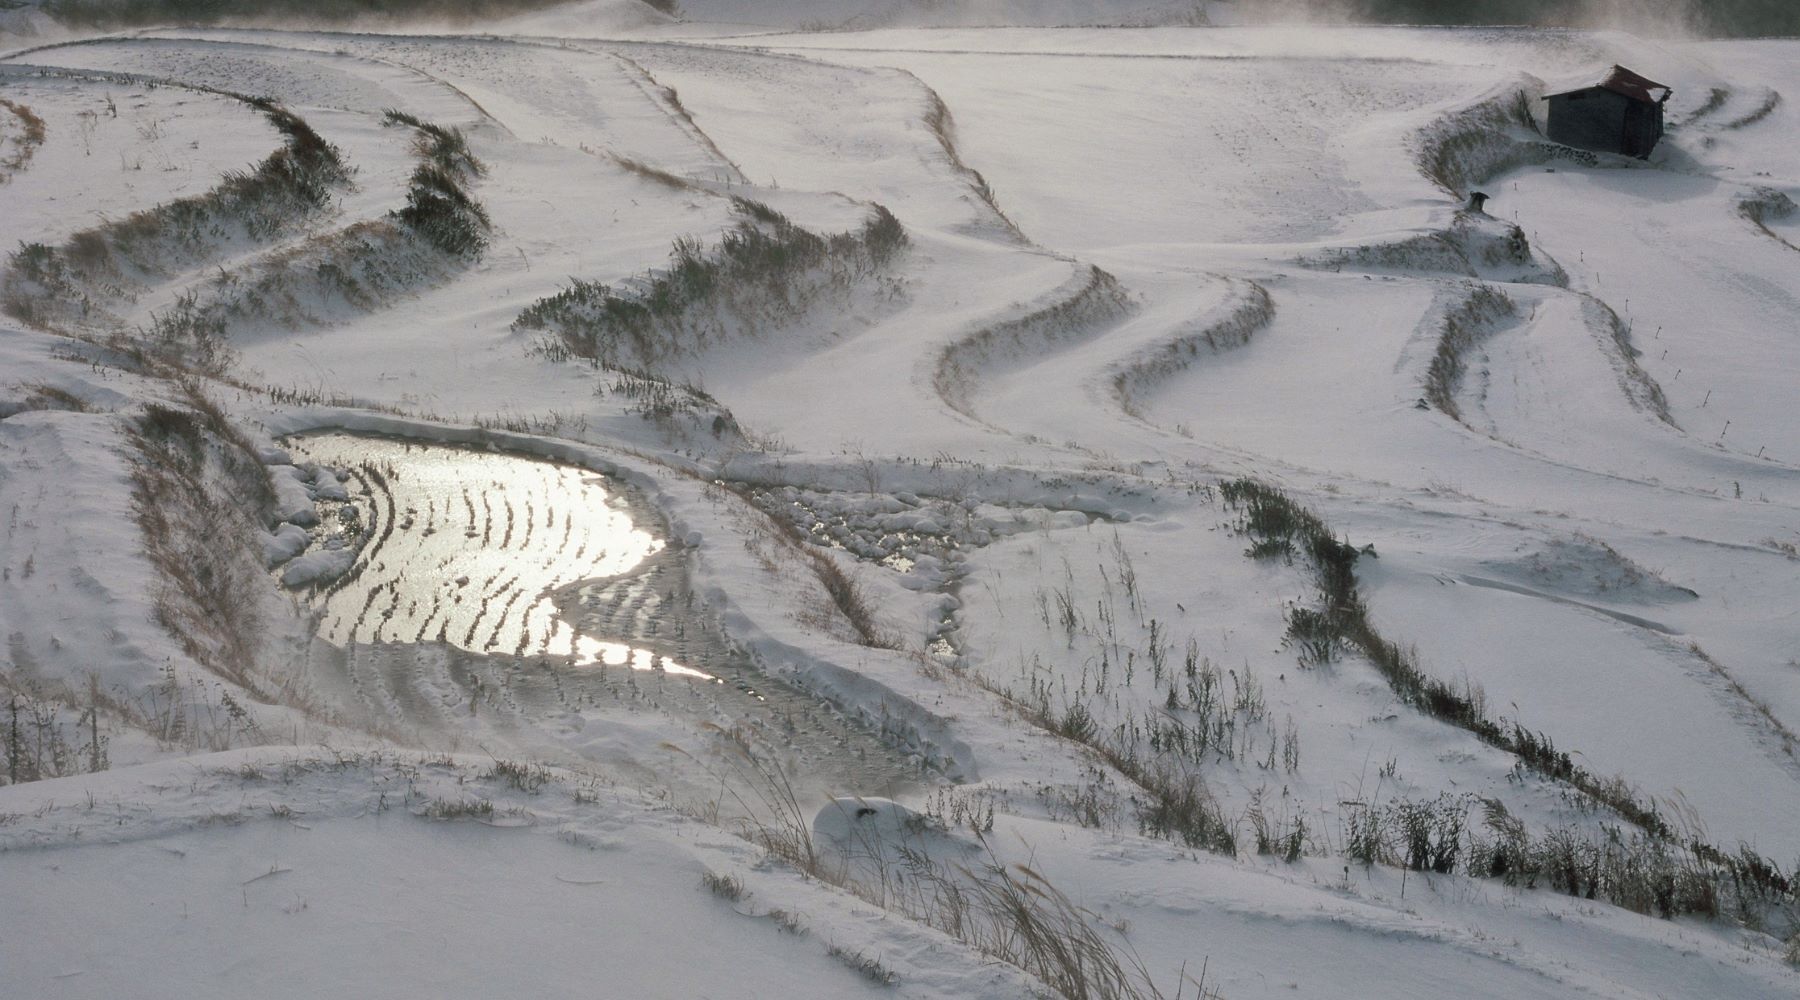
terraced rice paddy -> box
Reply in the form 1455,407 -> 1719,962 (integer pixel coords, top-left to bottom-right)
284,433 -> 921,795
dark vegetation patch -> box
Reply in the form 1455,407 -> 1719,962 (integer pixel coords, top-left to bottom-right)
383,109 -> 491,258
516,197 -> 906,370
98,111 -> 484,357
0,98 -> 48,180
125,384 -> 280,698
1739,187 -> 1799,253
1338,792 -> 1796,928
1307,1 -> 1800,37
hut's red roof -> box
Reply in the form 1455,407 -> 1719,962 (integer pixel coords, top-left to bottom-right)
1545,65 -> 1671,104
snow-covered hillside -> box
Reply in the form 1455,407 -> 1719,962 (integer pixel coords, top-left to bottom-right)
673,0 -> 1219,29
3,4 -> 1798,998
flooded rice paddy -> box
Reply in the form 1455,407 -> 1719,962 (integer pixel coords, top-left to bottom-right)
288,434 -> 710,677
283,433 -> 923,795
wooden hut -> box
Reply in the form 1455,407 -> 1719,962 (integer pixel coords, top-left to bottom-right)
1542,66 -> 1672,159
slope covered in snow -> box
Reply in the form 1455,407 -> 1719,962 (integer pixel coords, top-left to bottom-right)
3,8 -> 1798,999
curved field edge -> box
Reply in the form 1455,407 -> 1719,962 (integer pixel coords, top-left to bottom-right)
2,87 -> 350,340
1214,477 -> 1796,927
932,263 -> 1133,421
1109,278 -> 1273,422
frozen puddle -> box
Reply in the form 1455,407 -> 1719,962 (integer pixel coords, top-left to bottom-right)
287,433 -> 711,678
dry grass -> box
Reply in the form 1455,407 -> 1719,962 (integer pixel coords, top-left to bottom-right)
1723,90 -> 1782,130
109,111 -> 491,343
1465,798 -> 1792,926
1738,187 -> 1799,254
889,845 -> 1191,1000
802,546 -> 896,650
1,677 -> 108,785
608,52 -> 745,183
124,386 -> 278,697
695,729 -> 1212,1000
1682,87 -> 1730,125
701,869 -> 745,901
517,198 -> 906,371
1581,295 -> 1676,426
1415,84 -> 1542,195
934,265 -> 1132,419
913,80 -> 1028,242
1112,280 -> 1272,420
978,662 -> 1241,857
1220,477 -> 1800,929
1685,641 -> 1798,759
1422,282 -> 1516,421
0,98 -> 47,181
708,477 -> 901,650
826,943 -> 897,986
383,109 -> 490,257
13,382 -> 93,413
606,151 -> 704,192
1,96 -> 348,336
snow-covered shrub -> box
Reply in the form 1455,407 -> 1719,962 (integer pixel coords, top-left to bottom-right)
1,96 -> 348,334
126,112 -> 492,340
516,198 -> 907,370
383,109 -> 491,257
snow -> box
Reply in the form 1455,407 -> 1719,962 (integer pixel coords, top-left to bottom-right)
4,6 -> 1800,998
261,521 -> 310,566
277,543 -> 356,587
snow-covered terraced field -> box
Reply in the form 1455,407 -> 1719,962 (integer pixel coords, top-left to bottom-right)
3,3 -> 1798,998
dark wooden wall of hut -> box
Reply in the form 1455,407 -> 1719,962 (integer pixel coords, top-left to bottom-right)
1545,88 -> 1663,159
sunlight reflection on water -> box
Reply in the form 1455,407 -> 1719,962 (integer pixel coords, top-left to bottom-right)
288,434 -> 714,680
